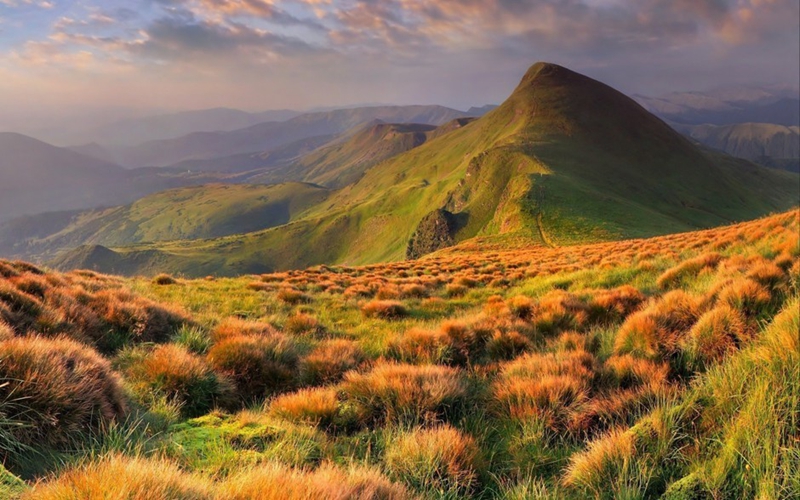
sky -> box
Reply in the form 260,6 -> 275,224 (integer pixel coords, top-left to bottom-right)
0,0 -> 798,132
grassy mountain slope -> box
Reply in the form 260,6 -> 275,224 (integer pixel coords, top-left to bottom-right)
248,121 -> 469,189
3,210 -> 799,498
120,105 -> 472,167
55,63 -> 800,276
2,183 -> 329,263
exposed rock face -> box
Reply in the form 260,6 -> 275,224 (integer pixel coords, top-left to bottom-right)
406,209 -> 457,259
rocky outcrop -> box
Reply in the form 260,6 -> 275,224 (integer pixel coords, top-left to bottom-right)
406,209 -> 458,259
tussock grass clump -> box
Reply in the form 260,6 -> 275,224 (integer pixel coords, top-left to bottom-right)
284,312 -> 325,336
361,300 -> 408,320
387,328 -> 458,365
152,273 -> 178,285
614,290 -> 708,360
277,287 -> 311,305
494,349 -> 594,429
211,318 -> 277,341
656,252 -> 722,289
385,425 -> 482,497
589,285 -> 646,323
127,343 -> 232,417
340,362 -> 470,426
270,387 -> 340,429
207,332 -> 300,403
0,336 -> 126,448
564,407 -> 687,499
444,284 -> 468,297
299,339 -> 366,385
716,278 -> 773,319
682,305 -> 749,370
219,461 -> 411,500
485,329 -> 531,361
24,453 -> 213,499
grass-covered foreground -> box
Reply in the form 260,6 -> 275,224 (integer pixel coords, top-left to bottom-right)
1,210 -> 799,499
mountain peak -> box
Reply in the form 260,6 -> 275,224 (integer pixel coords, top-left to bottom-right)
517,62 -> 575,88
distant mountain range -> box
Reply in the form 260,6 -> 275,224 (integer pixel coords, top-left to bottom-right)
38,63 -> 797,277
111,105 -> 480,168
634,84 -> 799,126
635,85 -> 800,171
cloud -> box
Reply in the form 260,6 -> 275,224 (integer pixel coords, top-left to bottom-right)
0,0 -> 796,128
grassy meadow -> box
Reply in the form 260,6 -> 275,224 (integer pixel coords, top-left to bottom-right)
0,209 -> 798,499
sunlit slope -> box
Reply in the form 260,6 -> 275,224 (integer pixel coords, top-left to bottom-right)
54,63 -> 799,276
5,183 -> 328,262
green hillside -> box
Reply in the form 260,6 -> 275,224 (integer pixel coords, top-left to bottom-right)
54,63 -> 800,276
3,183 -> 328,263
249,121 -> 458,189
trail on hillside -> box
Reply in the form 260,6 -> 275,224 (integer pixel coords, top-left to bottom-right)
536,212 -> 556,248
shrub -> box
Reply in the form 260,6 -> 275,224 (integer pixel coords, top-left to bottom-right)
270,387 -> 340,429
340,362 -> 470,426
128,344 -> 232,417
152,273 -> 178,285
299,339 -> 365,386
361,300 -> 408,320
385,425 -> 482,496
0,336 -> 126,448
218,461 -> 411,500
24,454 -> 213,499
207,333 -> 300,403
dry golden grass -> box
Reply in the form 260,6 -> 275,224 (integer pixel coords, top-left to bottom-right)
284,312 -> 325,336
683,304 -> 749,368
385,425 -> 482,496
128,343 -> 232,417
211,318 -> 278,341
562,427 -> 635,493
218,461 -> 411,500
716,278 -> 772,319
656,252 -> 722,289
300,338 -> 366,385
340,362 -> 469,426
0,335 -> 126,447
25,454 -> 213,500
207,332 -> 299,403
387,328 -> 457,365
494,349 -> 594,429
361,300 -> 408,319
270,387 -> 340,429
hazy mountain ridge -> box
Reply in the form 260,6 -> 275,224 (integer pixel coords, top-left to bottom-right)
674,122 -> 800,172
115,105 -> 476,167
